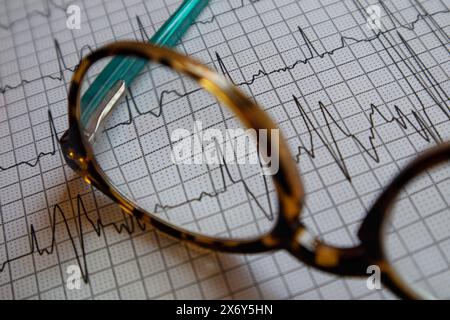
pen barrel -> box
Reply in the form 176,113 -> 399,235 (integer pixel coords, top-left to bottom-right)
151,0 -> 209,47
80,0 -> 210,126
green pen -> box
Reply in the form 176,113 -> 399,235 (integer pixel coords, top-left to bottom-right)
81,0 -> 210,139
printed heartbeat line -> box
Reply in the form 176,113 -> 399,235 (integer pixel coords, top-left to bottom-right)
153,149 -> 274,221
0,0 -> 260,30
216,11 -> 449,87
0,0 -> 74,30
1,8 -> 448,181
0,104 -> 441,279
1,107 -> 275,218
0,0 -> 261,94
0,3 -> 447,93
0,111 -> 58,171
0,117 -> 274,279
0,0 -> 271,283
286,21 -> 449,180
196,0 -> 262,25
292,96 -> 441,181
0,39 -> 94,93
0,193 -> 147,282
0,177 -> 263,282
109,7 -> 450,128
378,0 -> 449,47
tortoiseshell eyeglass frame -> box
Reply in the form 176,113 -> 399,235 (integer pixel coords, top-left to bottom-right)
60,41 -> 450,300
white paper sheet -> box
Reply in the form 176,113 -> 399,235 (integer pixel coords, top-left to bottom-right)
0,0 -> 449,300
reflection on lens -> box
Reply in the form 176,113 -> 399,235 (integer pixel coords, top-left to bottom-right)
80,55 -> 279,241
383,158 -> 450,299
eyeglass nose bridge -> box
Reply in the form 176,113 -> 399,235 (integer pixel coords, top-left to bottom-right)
284,225 -> 371,277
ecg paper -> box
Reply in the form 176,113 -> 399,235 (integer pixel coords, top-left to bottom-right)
0,0 -> 449,300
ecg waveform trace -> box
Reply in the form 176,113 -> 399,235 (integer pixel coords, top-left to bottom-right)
0,193 -> 147,283
1,3 -> 448,177
0,0 -> 449,300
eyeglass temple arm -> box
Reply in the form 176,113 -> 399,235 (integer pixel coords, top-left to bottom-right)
81,0 -> 210,143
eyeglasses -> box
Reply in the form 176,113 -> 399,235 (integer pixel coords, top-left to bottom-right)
59,40 -> 450,300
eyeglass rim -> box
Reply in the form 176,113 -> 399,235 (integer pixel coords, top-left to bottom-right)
358,141 -> 450,299
63,40 -> 305,254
